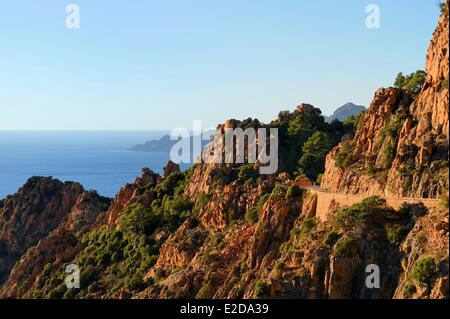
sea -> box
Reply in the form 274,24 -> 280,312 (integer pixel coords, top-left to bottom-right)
0,131 -> 192,199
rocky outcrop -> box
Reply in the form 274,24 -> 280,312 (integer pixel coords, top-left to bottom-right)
322,3 -> 449,199
163,161 -> 180,178
0,177 -> 110,287
394,205 -> 449,299
0,177 -> 84,283
106,168 -> 160,226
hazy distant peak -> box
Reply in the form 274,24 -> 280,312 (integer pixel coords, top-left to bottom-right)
325,102 -> 366,122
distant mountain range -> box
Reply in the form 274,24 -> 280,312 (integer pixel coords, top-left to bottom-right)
129,134 -> 211,152
323,102 -> 366,122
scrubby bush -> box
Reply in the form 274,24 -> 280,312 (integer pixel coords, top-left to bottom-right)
254,280 -> 270,297
344,111 -> 366,134
335,139 -> 356,169
439,1 -> 448,15
316,174 -> 323,185
411,257 -> 436,286
297,132 -> 331,180
334,196 -> 388,229
285,184 -> 302,202
80,265 -> 98,287
47,284 -> 67,299
439,77 -> 449,92
194,192 -> 210,216
273,106 -> 348,175
238,164 -> 258,181
271,184 -> 286,197
365,160 -> 376,175
245,208 -> 259,224
384,111 -> 408,139
385,223 -> 408,246
439,191 -> 449,209
335,237 -> 359,257
299,217 -> 316,237
323,231 -> 340,247
394,70 -> 426,96
196,281 -> 213,299
119,204 -> 161,235
405,283 -> 417,295
155,172 -> 185,198
125,272 -> 145,291
383,141 -> 397,168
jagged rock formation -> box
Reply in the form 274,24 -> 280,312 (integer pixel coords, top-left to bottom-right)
0,177 -> 110,287
322,3 -> 449,199
106,167 -> 161,226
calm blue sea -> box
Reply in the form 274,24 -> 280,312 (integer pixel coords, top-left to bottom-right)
0,131 -> 191,199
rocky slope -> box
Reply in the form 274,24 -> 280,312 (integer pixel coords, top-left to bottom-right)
0,3 -> 448,300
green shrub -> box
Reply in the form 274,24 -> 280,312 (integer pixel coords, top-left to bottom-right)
439,78 -> 449,91
148,255 -> 158,267
411,257 -> 436,286
335,237 -> 359,257
238,164 -> 258,181
439,1 -> 448,15
245,208 -> 259,224
439,192 -> 449,209
245,193 -> 270,224
344,111 -> 366,134
194,192 -> 210,216
47,284 -> 67,299
42,263 -> 53,277
394,70 -> 426,96
299,217 -> 316,237
275,262 -> 285,270
316,174 -> 323,185
323,231 -> 340,247
297,132 -> 331,180
385,223 -> 408,246
80,265 -> 98,287
383,112 -> 407,139
155,172 -> 185,197
405,283 -> 417,295
365,160 -> 376,175
254,280 -> 269,297
383,141 -> 397,168
196,281 -> 213,299
334,196 -> 388,229
229,276 -> 240,286
285,184 -> 302,202
125,273 -> 145,291
118,204 -> 161,235
272,184 -> 286,197
335,139 -> 356,169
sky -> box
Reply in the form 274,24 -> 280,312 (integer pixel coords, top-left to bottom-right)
0,0 -> 443,130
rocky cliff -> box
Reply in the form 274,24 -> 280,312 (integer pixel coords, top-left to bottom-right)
322,3 -> 449,199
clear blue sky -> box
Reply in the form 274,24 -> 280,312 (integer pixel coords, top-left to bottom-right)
0,0 -> 442,130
